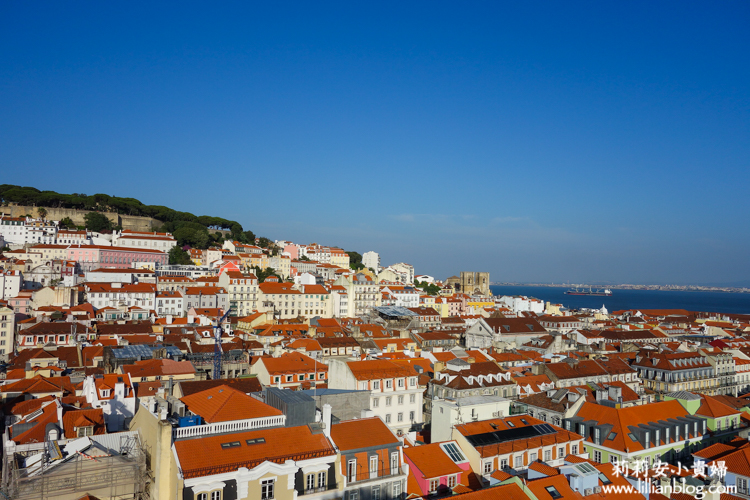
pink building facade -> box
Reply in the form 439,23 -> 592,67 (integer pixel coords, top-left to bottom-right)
67,245 -> 167,271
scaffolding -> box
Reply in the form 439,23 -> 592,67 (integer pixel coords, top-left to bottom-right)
3,433 -> 149,500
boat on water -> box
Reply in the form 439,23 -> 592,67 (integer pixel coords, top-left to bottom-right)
564,286 -> 613,296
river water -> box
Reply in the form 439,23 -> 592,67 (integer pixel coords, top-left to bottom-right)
489,285 -> 750,315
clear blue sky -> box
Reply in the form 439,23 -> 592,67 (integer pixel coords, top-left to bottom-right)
2,2 -> 748,285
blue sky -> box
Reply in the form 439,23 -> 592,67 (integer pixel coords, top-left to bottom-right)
2,2 -> 748,284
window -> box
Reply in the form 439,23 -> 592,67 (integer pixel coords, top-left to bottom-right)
386,380 -> 392,389
373,397 -> 380,408
372,485 -> 381,500
386,397 -> 392,406
391,452 -> 399,474
429,479 -> 439,493
559,446 -> 564,458
545,450 -> 552,461
409,411 -> 415,421
317,471 -> 326,488
410,394 -> 416,403
398,378 -> 404,387
484,461 -> 493,474
738,478 -> 748,495
348,491 -> 359,500
515,455 -> 523,466
261,479 -> 274,500
197,494 -> 207,500
286,375 -> 293,382
393,482 -> 401,497
306,474 -> 315,491
571,444 -> 578,455
398,395 -> 404,405
530,452 -> 537,461
386,414 -> 391,423
211,492 -> 220,500
448,474 -> 457,488
348,460 -> 357,482
77,426 -> 93,437
593,450 -> 602,463
373,380 -> 380,390
545,486 -> 562,499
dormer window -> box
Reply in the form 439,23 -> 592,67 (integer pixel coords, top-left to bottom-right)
100,389 -> 111,398
77,426 -> 94,437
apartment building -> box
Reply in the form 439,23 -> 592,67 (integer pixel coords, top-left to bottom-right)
329,359 -> 423,435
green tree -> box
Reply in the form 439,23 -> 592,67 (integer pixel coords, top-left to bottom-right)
346,251 -> 364,270
84,212 -> 113,232
250,266 -> 281,282
414,279 -> 441,296
258,237 -> 272,248
169,246 -> 194,265
37,207 -> 47,219
59,217 -> 75,229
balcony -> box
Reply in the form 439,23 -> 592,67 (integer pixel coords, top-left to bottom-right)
347,466 -> 401,484
301,483 -> 340,496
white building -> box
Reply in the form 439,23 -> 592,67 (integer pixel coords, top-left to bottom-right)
333,273 -> 380,317
85,267 -> 155,284
56,229 -> 92,245
0,216 -> 57,245
156,290 -> 185,317
84,282 -> 157,310
329,285 -> 349,317
328,359 -> 423,436
0,305 -> 14,359
390,263 -> 415,284
112,230 -> 177,252
431,396 -> 511,443
218,270 -> 259,317
382,285 -> 420,308
82,374 -> 137,431
496,295 -> 545,315
362,251 -> 380,271
0,270 -> 23,300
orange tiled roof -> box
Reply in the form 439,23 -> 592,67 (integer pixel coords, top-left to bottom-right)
180,385 -> 282,423
174,424 -> 335,479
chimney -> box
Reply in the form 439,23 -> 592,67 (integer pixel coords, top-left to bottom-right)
322,404 -> 332,438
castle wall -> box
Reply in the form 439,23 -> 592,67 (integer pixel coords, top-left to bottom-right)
2,205 -> 158,232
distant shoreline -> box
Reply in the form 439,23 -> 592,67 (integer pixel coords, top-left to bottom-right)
491,283 -> 750,294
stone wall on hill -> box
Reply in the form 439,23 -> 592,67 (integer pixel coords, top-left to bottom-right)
1,205 -> 158,232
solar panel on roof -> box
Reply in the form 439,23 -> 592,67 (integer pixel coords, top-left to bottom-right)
535,424 -> 555,435
465,423 -> 557,448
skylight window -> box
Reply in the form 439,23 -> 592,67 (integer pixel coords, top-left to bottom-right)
607,432 -> 617,440
246,438 -> 266,446
545,486 -> 562,499
599,472 -> 612,485
507,421 -> 516,428
221,441 -> 241,449
441,442 -> 467,463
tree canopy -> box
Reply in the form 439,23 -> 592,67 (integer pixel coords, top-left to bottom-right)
414,279 -> 441,296
0,184 -> 254,250
84,212 -> 112,232
169,246 -> 194,265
